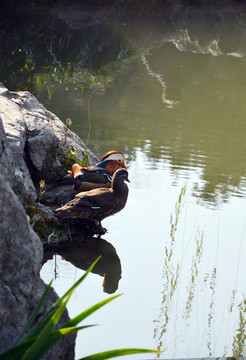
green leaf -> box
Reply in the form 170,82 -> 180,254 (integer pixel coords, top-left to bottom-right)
24,307 -> 57,339
29,325 -> 96,360
0,325 -> 96,360
50,325 -> 96,338
25,257 -> 101,340
0,257 -> 162,360
79,348 -> 162,360
16,280 -> 53,344
64,294 -> 122,328
0,325 -> 95,360
52,256 -> 102,309
21,289 -> 73,360
0,338 -> 35,360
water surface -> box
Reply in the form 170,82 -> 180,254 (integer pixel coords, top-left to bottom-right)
28,4 -> 246,358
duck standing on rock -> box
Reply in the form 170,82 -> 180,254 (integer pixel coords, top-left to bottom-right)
40,150 -> 127,206
55,168 -> 130,230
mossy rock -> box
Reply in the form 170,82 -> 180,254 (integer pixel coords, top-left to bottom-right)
23,197 -> 63,242
45,144 -> 59,168
60,146 -> 90,170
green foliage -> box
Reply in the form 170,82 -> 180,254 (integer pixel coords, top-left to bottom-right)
79,348 -> 160,360
232,297 -> 246,357
0,257 -> 161,360
34,64 -> 113,97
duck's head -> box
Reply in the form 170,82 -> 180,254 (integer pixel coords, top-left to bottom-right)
111,168 -> 130,189
68,163 -> 83,178
113,168 -> 130,182
97,151 -> 127,170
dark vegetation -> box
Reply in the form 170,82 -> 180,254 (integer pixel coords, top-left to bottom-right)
0,0 -> 242,94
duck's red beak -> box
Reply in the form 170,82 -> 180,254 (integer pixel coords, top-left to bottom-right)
122,164 -> 127,169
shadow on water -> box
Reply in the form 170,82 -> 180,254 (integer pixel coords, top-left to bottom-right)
43,234 -> 122,294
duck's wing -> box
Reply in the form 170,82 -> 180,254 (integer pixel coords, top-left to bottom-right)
74,167 -> 111,192
75,190 -> 114,213
55,188 -> 114,219
75,187 -> 110,197
75,167 -> 111,183
78,182 -> 111,191
55,197 -> 84,218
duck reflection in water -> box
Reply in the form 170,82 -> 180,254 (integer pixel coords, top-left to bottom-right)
40,150 -> 127,207
43,235 -> 122,294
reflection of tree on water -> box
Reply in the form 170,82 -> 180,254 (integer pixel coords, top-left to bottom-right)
141,55 -> 180,108
153,186 -> 246,358
172,28 -> 222,56
232,297 -> 246,357
43,235 -> 122,294
184,228 -> 204,319
153,185 -> 186,355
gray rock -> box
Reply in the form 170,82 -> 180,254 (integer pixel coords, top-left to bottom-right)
0,83 -> 103,359
0,83 -> 98,201
0,174 -> 43,350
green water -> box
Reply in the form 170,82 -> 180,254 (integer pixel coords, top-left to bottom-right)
41,40 -> 246,359
39,43 -> 246,206
2,1 -> 246,358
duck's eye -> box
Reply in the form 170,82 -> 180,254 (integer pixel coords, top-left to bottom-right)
118,159 -> 121,162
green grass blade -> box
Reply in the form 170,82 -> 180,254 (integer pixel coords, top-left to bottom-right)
24,307 -> 57,339
23,257 -> 102,341
21,290 -> 73,360
0,326 -> 95,360
64,294 -> 122,328
30,325 -> 96,360
16,280 -> 53,344
52,256 -> 102,309
79,348 -> 162,360
51,324 -> 96,338
0,338 -> 35,360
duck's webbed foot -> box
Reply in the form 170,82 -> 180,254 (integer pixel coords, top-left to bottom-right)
77,220 -> 107,236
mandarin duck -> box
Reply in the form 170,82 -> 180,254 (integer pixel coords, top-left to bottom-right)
40,150 -> 127,206
71,150 -> 127,192
39,177 -> 77,207
55,168 -> 129,230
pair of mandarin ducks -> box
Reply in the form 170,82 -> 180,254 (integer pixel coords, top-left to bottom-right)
41,150 -> 129,231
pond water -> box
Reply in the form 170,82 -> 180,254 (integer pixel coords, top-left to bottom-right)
24,4 -> 246,359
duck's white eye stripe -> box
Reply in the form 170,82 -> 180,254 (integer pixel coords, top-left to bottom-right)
106,153 -> 124,161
